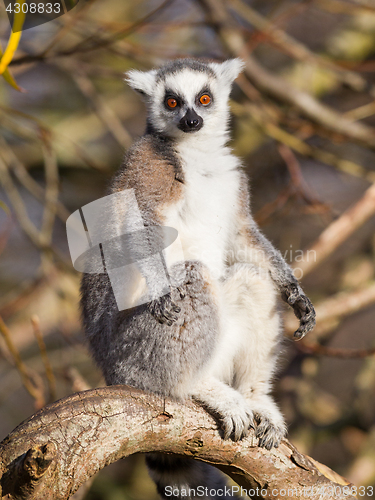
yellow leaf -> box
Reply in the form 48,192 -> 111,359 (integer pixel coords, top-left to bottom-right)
0,0 -> 27,75
0,201 -> 10,215
0,43 -> 25,92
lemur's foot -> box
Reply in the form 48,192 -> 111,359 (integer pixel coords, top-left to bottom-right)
149,292 -> 181,326
282,284 -> 316,340
254,413 -> 287,450
219,399 -> 254,442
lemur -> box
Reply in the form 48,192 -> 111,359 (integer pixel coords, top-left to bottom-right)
80,58 -> 316,499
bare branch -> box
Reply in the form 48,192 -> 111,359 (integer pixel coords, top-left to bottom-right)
230,99 -> 375,184
9,0 -> 175,66
296,342 -> 375,359
294,182 -> 375,276
0,315 -> 45,408
0,155 -> 43,248
228,0 -> 367,92
68,64 -> 133,149
31,315 -> 57,402
0,386 -> 356,500
198,0 -> 375,151
0,137 -> 69,223
40,142 -> 60,248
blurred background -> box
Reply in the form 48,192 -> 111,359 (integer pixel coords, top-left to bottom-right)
1,0 -> 375,498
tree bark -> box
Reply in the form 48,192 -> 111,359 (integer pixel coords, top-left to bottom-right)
0,385 -> 356,500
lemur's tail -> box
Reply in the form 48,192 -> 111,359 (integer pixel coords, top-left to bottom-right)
146,453 -> 236,500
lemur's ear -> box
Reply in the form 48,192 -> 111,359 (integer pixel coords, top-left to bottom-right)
209,58 -> 244,85
125,69 -> 157,96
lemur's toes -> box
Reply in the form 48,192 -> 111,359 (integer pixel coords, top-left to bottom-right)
221,407 -> 254,441
255,415 -> 286,450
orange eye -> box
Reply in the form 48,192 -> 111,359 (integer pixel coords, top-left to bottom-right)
167,98 -> 178,109
199,94 -> 211,106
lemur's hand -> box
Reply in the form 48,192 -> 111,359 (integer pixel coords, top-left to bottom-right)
282,283 -> 316,340
148,288 -> 184,326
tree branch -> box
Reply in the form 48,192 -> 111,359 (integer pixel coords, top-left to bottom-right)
0,386 -> 356,500
294,182 -> 375,276
197,0 -> 375,151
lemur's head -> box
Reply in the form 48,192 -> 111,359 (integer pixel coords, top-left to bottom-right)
125,58 -> 243,139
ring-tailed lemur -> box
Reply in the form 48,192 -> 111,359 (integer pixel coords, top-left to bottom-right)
80,58 -> 316,499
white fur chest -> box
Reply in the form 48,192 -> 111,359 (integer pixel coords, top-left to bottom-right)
162,142 -> 241,280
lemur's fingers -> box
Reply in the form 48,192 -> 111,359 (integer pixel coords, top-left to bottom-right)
293,295 -> 308,312
287,291 -> 316,339
287,292 -> 299,306
281,282 -> 316,338
294,300 -> 316,339
283,283 -> 299,306
149,293 -> 181,325
294,315 -> 315,339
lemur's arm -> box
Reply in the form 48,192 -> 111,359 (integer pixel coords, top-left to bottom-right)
231,177 -> 316,339
108,135 -> 184,324
249,219 -> 315,339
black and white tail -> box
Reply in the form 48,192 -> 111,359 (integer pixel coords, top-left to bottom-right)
146,454 -> 236,500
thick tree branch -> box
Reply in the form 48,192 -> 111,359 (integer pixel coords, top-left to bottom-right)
0,386 -> 356,500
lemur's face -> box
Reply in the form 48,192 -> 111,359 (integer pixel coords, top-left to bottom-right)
126,59 -> 243,139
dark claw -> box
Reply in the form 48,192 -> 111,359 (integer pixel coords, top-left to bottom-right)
254,414 -> 286,450
176,286 -> 186,299
148,288 -> 184,326
282,283 -> 316,340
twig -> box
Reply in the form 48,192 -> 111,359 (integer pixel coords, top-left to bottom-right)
0,105 -> 108,172
277,143 -> 327,209
316,0 -> 375,15
343,101 -> 375,122
197,0 -> 375,151
31,315 -> 57,402
55,0 -> 175,55
63,366 -> 91,393
0,137 -> 70,222
296,342 -> 375,358
228,0 -> 366,92
0,155 -> 43,248
230,99 -> 375,183
40,141 -> 60,249
10,0 -> 176,65
255,186 -> 292,225
294,182 -> 375,276
0,273 -> 45,315
68,64 -> 133,149
0,152 -> 73,270
39,0 -> 100,58
0,314 -> 45,408
0,200 -> 13,258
